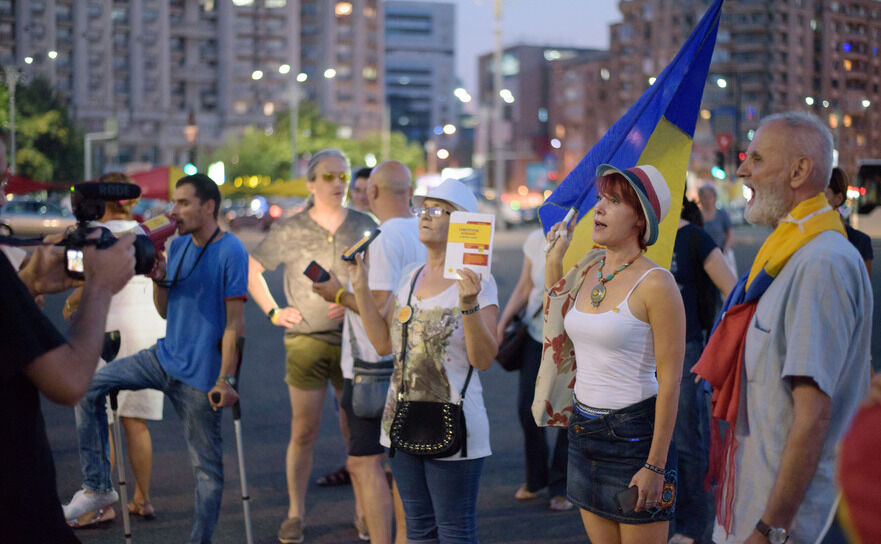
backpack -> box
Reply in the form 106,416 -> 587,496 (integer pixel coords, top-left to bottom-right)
689,226 -> 720,335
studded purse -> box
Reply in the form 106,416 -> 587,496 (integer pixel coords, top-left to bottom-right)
388,266 -> 473,459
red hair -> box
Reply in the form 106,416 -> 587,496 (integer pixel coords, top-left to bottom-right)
596,173 -> 647,251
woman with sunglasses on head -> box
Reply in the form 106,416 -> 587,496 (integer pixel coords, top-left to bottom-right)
542,165 -> 685,544
349,179 -> 498,544
248,149 -> 377,543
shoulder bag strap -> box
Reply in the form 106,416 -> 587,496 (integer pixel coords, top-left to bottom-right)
398,266 -> 424,398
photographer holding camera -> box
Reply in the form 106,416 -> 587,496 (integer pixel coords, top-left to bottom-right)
63,174 -> 249,544
0,132 -> 137,543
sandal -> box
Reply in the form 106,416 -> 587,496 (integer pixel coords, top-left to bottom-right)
316,466 -> 351,487
67,506 -> 116,528
514,483 -> 545,501
128,501 -> 156,520
549,495 -> 574,511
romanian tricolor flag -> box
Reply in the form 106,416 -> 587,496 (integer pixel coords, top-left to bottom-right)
539,0 -> 723,271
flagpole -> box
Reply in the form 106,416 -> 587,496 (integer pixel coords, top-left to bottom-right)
492,0 -> 506,229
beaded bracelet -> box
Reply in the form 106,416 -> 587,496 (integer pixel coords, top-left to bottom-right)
644,462 -> 665,475
461,304 -> 481,315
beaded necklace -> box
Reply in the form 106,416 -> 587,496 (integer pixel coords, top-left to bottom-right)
589,253 -> 642,307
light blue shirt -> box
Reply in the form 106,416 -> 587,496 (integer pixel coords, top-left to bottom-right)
714,231 -> 873,542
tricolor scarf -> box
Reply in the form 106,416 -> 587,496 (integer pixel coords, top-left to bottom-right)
693,193 -> 845,535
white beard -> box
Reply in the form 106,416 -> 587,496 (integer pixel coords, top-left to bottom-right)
744,183 -> 792,227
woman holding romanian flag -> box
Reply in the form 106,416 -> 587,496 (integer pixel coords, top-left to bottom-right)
542,164 -> 684,543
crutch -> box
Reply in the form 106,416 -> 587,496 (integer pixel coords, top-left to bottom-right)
210,338 -> 252,544
103,331 -> 132,543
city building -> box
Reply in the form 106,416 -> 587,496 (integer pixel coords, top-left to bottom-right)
299,0 -> 384,139
3,0 -> 386,177
547,52 -> 614,179
5,0 -> 301,173
548,0 -> 881,189
477,44 -> 604,192
384,0 -> 457,163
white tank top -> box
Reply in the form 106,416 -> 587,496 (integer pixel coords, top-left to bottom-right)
564,267 -> 667,410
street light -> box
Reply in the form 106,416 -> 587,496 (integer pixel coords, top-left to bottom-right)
184,111 -> 198,171
3,67 -> 21,174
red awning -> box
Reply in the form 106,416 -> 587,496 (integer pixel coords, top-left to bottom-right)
4,166 -> 176,202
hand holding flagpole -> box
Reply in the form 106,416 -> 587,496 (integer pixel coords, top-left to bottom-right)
543,208 -> 577,253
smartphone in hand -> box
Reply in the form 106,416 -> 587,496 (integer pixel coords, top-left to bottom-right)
303,260 -> 330,283
341,228 -> 381,261
613,486 -> 639,514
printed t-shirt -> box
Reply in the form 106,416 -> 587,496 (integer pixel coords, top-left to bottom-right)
341,216 -> 426,379
251,208 -> 377,344
0,253 -> 78,543
671,223 -> 718,343
379,263 -> 498,460
155,232 -> 248,392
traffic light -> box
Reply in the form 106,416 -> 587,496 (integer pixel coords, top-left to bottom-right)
738,150 -> 746,163
715,151 -> 725,169
184,163 -> 198,175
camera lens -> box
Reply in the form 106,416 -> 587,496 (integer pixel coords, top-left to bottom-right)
133,235 -> 156,275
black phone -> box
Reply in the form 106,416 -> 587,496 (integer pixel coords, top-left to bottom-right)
614,486 -> 639,514
341,228 -> 381,261
303,260 -> 331,283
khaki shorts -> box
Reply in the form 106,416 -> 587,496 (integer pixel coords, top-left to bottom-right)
283,335 -> 343,391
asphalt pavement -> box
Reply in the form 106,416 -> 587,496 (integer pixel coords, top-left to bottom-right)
40,222 -> 880,543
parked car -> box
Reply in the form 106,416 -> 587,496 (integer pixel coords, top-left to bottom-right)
0,199 -> 77,237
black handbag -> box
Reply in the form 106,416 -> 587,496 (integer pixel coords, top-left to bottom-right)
388,266 -> 473,459
351,358 -> 393,419
495,306 -> 542,372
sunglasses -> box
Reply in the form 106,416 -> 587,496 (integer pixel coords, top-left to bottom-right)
417,207 -> 452,218
320,171 -> 350,182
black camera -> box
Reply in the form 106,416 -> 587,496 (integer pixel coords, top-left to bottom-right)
62,182 -> 156,279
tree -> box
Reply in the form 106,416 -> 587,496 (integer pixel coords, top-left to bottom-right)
212,101 -> 425,181
0,76 -> 84,182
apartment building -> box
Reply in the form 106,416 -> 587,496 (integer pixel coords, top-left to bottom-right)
4,0 -> 385,174
549,0 -> 881,181
299,0 -> 384,138
384,0 -> 457,153
477,45 -> 604,191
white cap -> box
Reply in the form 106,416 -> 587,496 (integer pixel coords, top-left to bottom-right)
412,179 -> 478,213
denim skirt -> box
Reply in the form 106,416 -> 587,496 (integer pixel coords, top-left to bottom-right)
567,395 -> 677,523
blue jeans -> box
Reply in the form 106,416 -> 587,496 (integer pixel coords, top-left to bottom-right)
75,346 -> 223,544
672,340 -> 714,540
518,337 -> 568,497
389,451 -> 484,544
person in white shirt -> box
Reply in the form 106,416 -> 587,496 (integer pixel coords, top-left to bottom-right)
350,179 -> 499,544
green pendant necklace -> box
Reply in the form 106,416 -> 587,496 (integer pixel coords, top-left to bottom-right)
589,253 -> 642,307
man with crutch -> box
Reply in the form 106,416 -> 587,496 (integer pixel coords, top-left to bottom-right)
63,174 -> 249,544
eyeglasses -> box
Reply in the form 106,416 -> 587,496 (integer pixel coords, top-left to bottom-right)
417,207 -> 452,218
320,171 -> 350,182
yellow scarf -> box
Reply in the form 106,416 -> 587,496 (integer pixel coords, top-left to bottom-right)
746,193 -> 846,289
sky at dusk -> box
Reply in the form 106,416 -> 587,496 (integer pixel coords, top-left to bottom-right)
422,0 -> 623,95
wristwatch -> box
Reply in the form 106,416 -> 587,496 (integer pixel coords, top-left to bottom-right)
267,307 -> 280,322
216,375 -> 237,387
756,520 -> 789,543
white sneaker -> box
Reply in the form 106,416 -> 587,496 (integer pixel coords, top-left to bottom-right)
63,488 -> 119,521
